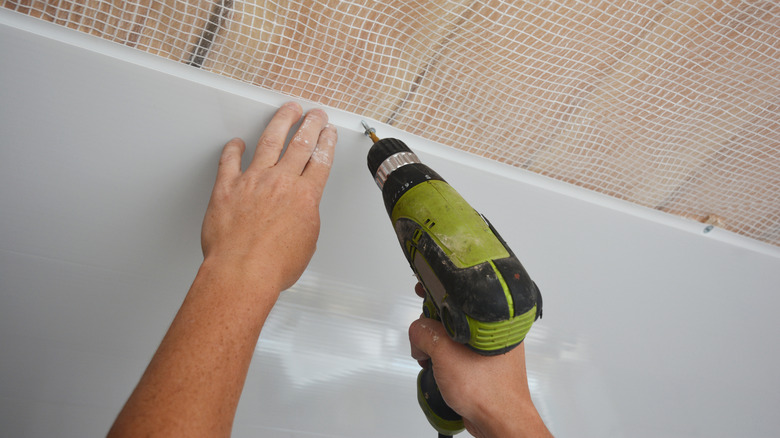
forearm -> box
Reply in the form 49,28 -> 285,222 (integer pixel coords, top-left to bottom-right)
467,398 -> 552,438
108,258 -> 279,438
464,348 -> 553,438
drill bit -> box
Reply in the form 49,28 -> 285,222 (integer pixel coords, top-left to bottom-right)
361,120 -> 380,143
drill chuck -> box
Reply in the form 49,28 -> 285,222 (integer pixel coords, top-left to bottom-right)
368,138 -> 446,215
367,137 -> 420,189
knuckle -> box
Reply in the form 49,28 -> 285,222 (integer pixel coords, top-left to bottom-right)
257,170 -> 294,195
409,320 -> 433,348
218,151 -> 239,167
257,134 -> 282,151
211,183 -> 234,205
291,132 -> 309,147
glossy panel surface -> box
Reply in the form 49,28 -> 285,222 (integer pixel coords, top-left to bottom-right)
2,12 -> 780,438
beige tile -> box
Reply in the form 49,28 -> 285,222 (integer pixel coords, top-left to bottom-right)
3,0 -> 214,61
201,0 -> 474,121
392,0 -> 669,159
529,1 -> 780,209
658,99 -> 780,245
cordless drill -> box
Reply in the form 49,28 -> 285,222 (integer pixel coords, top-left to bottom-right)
362,122 -> 543,437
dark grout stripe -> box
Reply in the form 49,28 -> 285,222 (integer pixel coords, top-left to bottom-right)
187,0 -> 233,68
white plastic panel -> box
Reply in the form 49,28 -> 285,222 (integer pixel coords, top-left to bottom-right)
2,11 -> 780,438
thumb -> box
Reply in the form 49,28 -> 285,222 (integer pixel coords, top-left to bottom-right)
408,317 -> 450,362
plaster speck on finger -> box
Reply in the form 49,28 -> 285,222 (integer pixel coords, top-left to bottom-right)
292,133 -> 310,146
417,320 -> 439,344
310,145 -> 331,166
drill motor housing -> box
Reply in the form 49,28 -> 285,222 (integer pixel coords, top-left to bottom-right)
367,138 -> 542,355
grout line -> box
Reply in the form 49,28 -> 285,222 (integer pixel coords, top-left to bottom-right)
187,0 -> 233,68
384,0 -> 482,126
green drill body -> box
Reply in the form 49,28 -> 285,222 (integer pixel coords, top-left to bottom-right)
365,129 -> 542,436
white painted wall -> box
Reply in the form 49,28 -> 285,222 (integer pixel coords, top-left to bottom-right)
2,11 -> 780,438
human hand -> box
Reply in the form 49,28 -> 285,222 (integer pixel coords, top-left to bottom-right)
201,102 -> 337,291
408,283 -> 551,438
109,103 -> 336,438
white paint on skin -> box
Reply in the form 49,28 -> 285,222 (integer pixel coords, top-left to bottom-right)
292,133 -> 309,146
418,320 -> 439,344
294,117 -> 315,146
309,125 -> 336,166
310,145 -> 331,166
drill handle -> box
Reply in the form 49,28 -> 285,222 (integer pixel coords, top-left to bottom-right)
417,364 -> 463,436
417,295 -> 465,436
